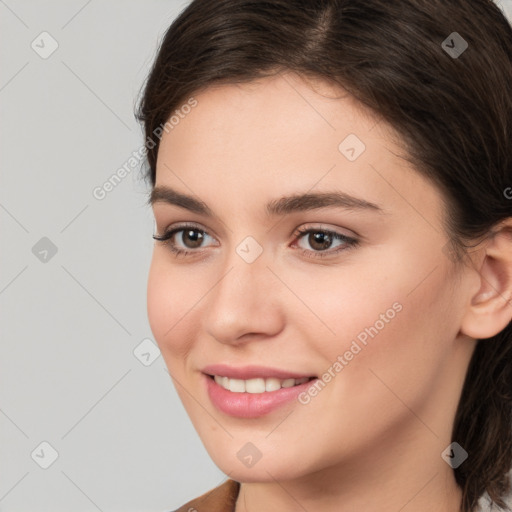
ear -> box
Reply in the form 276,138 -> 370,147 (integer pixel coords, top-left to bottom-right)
460,220 -> 512,340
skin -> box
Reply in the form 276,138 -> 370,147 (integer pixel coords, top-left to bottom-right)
147,71 -> 512,512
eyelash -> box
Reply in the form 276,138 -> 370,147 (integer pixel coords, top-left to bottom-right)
152,223 -> 359,259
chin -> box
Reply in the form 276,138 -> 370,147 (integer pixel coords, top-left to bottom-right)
210,448 -> 309,482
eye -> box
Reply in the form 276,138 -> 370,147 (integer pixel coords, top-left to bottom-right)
293,226 -> 358,258
152,223 -> 217,256
153,223 -> 359,260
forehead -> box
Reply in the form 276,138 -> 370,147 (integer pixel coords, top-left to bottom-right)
162,72 -> 386,147
154,72 -> 444,226
157,73 -> 396,174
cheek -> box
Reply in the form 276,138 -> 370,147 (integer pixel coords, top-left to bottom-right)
283,265 -> 458,456
361,274 -> 456,405
289,255 -> 457,388
286,261 -> 402,349
146,253 -> 200,364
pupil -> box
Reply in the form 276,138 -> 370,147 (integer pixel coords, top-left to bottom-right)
183,229 -> 203,248
309,232 -> 331,250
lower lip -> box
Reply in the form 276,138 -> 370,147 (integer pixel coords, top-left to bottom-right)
203,374 -> 318,418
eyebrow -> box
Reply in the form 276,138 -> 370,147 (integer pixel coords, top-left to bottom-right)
148,185 -> 383,216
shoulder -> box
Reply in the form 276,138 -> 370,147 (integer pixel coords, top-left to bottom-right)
169,479 -> 241,512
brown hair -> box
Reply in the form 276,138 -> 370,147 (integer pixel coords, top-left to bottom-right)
136,1 -> 512,510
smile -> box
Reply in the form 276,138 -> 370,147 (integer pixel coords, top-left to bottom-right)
209,375 -> 315,393
204,373 -> 319,418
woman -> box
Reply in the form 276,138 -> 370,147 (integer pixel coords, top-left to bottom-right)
136,0 -> 512,510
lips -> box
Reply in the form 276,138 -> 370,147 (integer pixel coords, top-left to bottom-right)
201,363 -> 317,380
203,371 -> 319,418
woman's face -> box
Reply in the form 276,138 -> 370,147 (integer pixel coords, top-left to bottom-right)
147,72 -> 477,484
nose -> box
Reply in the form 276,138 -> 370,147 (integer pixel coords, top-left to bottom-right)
203,252 -> 285,346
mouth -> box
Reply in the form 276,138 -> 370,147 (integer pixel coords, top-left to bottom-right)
203,371 -> 319,418
205,374 -> 317,393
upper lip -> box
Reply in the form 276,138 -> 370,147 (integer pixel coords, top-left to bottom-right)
202,364 -> 317,380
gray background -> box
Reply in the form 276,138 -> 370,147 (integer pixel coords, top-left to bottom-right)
0,1 -> 225,511
1,1 -> 512,511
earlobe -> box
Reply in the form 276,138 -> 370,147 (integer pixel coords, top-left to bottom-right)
460,222 -> 512,340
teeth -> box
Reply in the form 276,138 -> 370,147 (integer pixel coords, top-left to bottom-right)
265,378 -> 282,392
245,378 -> 265,393
213,375 -> 311,393
229,378 -> 246,393
281,378 -> 296,388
